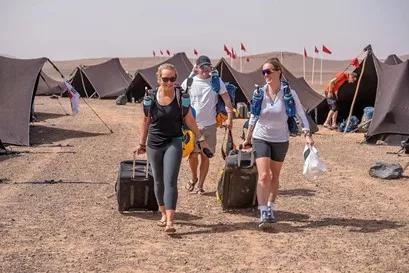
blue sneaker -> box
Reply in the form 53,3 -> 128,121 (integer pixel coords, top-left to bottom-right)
267,206 -> 277,223
258,210 -> 273,229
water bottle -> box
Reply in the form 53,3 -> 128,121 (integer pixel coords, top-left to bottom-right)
210,69 -> 220,93
181,91 -> 190,108
251,84 -> 264,116
143,88 -> 152,117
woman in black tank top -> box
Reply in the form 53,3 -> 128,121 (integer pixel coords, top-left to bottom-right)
135,63 -> 209,234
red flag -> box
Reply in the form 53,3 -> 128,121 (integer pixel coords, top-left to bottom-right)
231,47 -> 236,59
160,50 -> 164,56
322,45 -> 332,54
240,42 -> 246,52
224,44 -> 231,56
246,57 -> 250,62
304,48 -> 307,58
351,58 -> 359,67
152,50 -> 156,57
193,49 -> 198,56
166,49 -> 171,56
314,46 -> 319,53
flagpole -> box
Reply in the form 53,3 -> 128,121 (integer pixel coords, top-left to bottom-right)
320,52 -> 323,85
280,51 -> 283,64
240,50 -> 243,72
312,55 -> 315,84
303,49 -> 306,79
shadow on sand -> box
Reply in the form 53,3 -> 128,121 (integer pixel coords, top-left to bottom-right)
30,124 -> 107,145
34,112 -> 69,122
166,209 -> 404,238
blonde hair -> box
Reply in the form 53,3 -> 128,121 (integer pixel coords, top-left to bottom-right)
156,63 -> 178,83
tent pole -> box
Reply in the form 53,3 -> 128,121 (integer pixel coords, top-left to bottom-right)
343,52 -> 368,134
39,73 -> 51,90
79,67 -> 89,98
46,58 -> 65,80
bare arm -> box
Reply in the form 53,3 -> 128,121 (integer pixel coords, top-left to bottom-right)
220,92 -> 234,129
136,116 -> 150,154
242,114 -> 258,148
183,108 -> 202,139
184,108 -> 212,149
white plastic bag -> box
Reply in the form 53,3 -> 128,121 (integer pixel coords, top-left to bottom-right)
303,145 -> 327,180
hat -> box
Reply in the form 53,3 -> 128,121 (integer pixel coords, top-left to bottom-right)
196,55 -> 211,67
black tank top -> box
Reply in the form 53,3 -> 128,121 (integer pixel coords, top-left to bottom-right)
147,92 -> 183,149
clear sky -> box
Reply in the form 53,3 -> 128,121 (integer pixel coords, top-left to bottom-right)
1,0 -> 408,61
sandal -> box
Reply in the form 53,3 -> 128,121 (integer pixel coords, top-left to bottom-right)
157,216 -> 167,227
185,178 -> 198,192
195,188 -> 205,195
165,221 -> 176,233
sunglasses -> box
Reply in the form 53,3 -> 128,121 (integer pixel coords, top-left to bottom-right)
262,68 -> 279,76
199,64 -> 212,71
161,76 -> 177,83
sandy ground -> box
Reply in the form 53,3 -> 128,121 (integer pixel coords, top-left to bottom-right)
1,97 -> 409,273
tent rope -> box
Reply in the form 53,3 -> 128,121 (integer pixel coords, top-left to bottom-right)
46,58 -> 65,80
80,97 -> 114,134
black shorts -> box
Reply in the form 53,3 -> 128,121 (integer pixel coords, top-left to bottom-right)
326,98 -> 338,111
253,138 -> 289,162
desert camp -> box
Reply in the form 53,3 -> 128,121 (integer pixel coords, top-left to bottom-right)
1,1 -> 409,273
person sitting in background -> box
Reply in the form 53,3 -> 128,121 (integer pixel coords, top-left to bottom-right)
323,72 -> 358,129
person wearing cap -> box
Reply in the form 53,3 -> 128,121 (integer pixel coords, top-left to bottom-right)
181,55 -> 234,195
323,72 -> 358,129
242,57 -> 314,228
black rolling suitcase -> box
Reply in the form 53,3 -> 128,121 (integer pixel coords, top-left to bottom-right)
217,149 -> 258,209
115,157 -> 158,212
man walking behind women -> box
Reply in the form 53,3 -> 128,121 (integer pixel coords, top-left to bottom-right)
243,58 -> 315,228
181,55 -> 234,195
136,63 -> 209,233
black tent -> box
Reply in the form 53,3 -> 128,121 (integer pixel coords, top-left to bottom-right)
126,52 -> 193,101
365,57 -> 409,145
214,58 -> 327,122
36,71 -> 64,96
383,54 -> 403,65
70,58 -> 132,99
0,56 -> 48,145
336,52 -> 378,122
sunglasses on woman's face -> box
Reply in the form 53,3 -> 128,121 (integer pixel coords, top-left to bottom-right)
161,76 -> 177,83
262,68 -> 279,76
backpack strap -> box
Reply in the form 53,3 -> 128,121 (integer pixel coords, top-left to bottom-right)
282,80 -> 296,118
175,87 -> 190,118
143,88 -> 157,117
186,77 -> 194,92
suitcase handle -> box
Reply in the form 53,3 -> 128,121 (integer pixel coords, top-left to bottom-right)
237,149 -> 255,168
132,152 -> 149,179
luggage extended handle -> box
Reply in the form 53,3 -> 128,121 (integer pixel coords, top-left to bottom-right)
237,149 -> 255,168
132,152 -> 149,179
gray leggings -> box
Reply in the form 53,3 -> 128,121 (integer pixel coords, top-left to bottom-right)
147,138 -> 182,210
